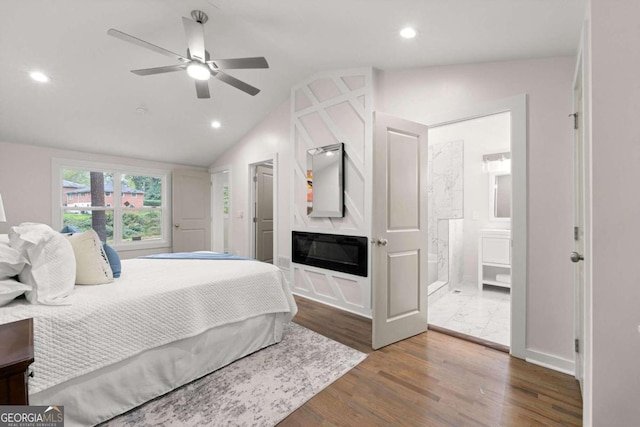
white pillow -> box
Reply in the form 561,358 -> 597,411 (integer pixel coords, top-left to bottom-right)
65,229 -> 113,285
0,278 -> 31,306
9,223 -> 76,305
0,240 -> 28,279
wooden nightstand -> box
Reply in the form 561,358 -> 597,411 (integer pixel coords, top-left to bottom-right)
0,318 -> 34,405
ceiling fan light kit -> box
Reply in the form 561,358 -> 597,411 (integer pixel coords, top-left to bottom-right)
107,10 -> 268,99
186,62 -> 211,80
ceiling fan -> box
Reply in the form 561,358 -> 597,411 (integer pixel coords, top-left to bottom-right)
107,10 -> 268,99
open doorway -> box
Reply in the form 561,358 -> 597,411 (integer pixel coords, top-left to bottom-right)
426,112 -> 512,349
250,161 -> 274,263
211,168 -> 230,253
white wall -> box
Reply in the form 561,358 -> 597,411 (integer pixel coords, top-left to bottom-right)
208,57 -> 575,365
0,141 -> 206,258
589,0 -> 640,423
209,100 -> 291,263
429,113 -> 511,284
378,56 -> 576,363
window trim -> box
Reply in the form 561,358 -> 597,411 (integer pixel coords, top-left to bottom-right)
52,158 -> 172,251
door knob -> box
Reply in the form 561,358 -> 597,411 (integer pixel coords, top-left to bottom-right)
371,238 -> 388,246
570,251 -> 584,263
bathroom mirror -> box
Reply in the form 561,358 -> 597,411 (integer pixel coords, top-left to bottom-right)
489,171 -> 511,221
307,143 -> 344,218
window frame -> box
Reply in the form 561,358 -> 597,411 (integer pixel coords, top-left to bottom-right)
52,158 -> 172,251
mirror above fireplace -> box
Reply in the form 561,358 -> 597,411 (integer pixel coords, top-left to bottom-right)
307,143 -> 344,218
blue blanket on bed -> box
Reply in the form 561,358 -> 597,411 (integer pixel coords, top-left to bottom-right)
140,252 -> 254,261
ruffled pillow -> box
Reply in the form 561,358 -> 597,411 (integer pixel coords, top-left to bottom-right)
0,278 -> 31,306
0,239 -> 28,279
9,223 -> 76,305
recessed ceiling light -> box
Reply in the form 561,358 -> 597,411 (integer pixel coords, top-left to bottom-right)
400,27 -> 417,39
30,71 -> 50,83
211,120 -> 221,129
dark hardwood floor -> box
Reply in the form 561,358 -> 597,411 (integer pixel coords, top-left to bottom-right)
281,295 -> 583,427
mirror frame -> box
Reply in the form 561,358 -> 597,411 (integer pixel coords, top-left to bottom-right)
307,143 -> 344,218
488,170 -> 511,222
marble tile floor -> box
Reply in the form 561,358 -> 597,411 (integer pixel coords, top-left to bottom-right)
428,281 -> 511,347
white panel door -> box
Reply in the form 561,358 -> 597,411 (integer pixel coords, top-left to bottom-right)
172,170 -> 211,253
372,112 -> 429,349
255,164 -> 273,263
573,71 -> 586,389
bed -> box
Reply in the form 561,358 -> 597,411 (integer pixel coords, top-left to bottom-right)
0,252 -> 297,426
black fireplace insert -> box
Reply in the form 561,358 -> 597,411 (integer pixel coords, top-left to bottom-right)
292,231 -> 368,277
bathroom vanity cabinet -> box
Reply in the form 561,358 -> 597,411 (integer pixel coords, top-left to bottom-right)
478,229 -> 511,290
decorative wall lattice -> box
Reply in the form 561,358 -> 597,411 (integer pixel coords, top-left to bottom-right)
290,68 -> 373,316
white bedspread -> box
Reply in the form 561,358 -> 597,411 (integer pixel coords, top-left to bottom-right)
0,258 -> 297,394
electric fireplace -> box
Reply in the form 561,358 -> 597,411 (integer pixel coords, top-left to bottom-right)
292,231 -> 368,277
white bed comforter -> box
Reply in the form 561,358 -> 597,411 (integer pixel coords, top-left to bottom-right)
0,258 -> 297,394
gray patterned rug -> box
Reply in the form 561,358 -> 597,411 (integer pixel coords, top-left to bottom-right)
103,322 -> 367,427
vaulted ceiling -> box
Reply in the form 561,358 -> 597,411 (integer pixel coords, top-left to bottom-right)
0,0 -> 586,167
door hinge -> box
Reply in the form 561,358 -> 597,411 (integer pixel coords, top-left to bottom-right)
569,112 -> 579,130
574,226 -> 579,241
575,338 -> 580,353
253,176 -> 258,182
252,217 -> 257,223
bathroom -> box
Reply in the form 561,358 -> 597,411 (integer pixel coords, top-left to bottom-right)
426,111 -> 512,348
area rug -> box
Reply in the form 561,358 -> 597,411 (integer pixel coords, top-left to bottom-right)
103,322 -> 367,427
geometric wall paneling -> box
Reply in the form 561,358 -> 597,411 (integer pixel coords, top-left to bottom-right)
341,75 -> 366,91
292,265 -> 371,317
295,88 -> 313,112
308,78 -> 343,103
306,270 -> 338,299
290,67 -> 374,315
298,111 -> 340,147
333,276 -> 365,308
326,101 -> 365,160
294,267 -> 311,292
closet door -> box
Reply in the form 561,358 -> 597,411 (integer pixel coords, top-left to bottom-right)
172,170 -> 211,252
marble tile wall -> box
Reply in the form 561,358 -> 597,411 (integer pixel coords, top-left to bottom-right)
428,140 -> 464,286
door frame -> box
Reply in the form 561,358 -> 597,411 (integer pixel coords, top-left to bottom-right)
248,154 -> 278,261
426,94 -> 527,359
210,165 -> 232,253
572,22 -> 592,426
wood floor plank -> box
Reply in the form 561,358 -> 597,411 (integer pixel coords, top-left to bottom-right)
281,295 -> 583,426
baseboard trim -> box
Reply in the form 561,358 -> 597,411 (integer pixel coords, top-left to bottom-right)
526,350 -> 575,376
292,291 -> 372,319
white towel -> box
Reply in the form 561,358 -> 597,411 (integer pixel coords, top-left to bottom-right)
496,273 -> 511,284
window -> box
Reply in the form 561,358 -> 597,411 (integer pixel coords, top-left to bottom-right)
53,159 -> 171,250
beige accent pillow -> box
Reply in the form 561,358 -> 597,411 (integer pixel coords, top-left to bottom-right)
66,229 -> 114,285
9,223 -> 76,305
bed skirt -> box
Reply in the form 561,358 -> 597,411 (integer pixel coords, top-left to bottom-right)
31,312 -> 286,426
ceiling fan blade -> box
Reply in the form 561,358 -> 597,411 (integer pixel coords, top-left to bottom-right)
182,17 -> 206,61
131,64 -> 187,76
107,29 -> 188,62
207,57 -> 269,70
213,71 -> 261,96
195,80 -> 210,99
